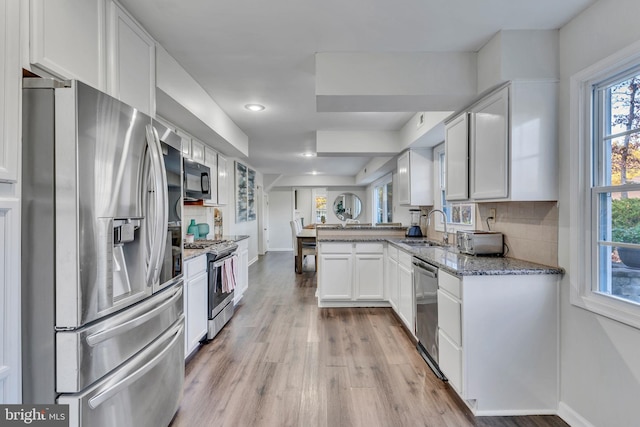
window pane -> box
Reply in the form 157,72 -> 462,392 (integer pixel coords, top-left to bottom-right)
606,134 -> 640,186
596,191 -> 640,304
606,75 -> 640,137
598,242 -> 640,304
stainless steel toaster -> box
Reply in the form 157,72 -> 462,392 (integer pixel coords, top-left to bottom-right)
456,230 -> 504,255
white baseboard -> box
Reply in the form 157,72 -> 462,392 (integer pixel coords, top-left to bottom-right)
249,256 -> 259,266
558,402 -> 596,427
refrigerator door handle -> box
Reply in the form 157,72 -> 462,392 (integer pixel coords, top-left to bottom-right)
88,318 -> 184,409
144,125 -> 169,287
85,286 -> 182,347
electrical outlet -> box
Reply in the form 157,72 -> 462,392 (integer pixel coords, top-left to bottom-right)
489,208 -> 496,221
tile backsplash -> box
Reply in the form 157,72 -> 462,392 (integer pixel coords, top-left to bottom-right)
425,201 -> 559,267
183,205 -> 215,238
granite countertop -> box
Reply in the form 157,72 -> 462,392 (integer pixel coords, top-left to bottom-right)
183,235 -> 249,261
316,224 -> 407,230
319,236 -> 565,276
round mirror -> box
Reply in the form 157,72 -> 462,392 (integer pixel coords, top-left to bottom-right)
333,193 -> 363,221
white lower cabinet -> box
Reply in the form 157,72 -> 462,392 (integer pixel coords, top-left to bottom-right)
437,269 -> 559,415
385,246 -> 399,310
354,244 -> 384,300
183,254 -> 208,358
397,250 -> 414,335
318,242 -> 385,305
234,238 -> 249,304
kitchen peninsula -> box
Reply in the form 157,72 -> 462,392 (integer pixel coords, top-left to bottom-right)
316,225 -> 564,416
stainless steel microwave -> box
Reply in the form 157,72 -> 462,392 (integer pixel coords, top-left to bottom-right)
183,159 -> 210,200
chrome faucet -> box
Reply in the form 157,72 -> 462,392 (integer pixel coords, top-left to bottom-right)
426,209 -> 448,246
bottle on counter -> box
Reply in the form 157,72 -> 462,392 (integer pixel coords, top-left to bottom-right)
187,219 -> 200,239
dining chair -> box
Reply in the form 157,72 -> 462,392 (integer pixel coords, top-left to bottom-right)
290,221 -> 317,272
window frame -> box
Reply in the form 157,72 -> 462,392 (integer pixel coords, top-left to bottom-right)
570,39 -> 640,330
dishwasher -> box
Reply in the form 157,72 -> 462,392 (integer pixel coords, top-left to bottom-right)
413,257 -> 447,381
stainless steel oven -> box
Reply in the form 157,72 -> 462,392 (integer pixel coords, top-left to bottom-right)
206,242 -> 239,340
413,257 -> 447,381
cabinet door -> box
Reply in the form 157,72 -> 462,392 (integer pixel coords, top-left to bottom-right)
234,242 -> 249,304
396,151 -> 410,205
30,0 -> 106,91
0,0 -> 19,183
386,256 -> 399,311
398,263 -> 414,334
204,147 -> 218,205
439,330 -> 462,394
191,139 -> 205,163
0,199 -> 20,402
318,254 -> 353,300
470,87 -> 509,199
106,0 -> 155,116
186,272 -> 207,356
217,154 -> 229,205
354,254 -> 384,300
445,113 -> 469,201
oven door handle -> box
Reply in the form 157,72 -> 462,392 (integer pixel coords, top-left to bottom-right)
211,253 -> 237,269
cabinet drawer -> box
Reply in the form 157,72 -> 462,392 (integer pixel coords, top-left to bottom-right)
439,270 -> 461,299
355,242 -> 384,253
387,246 -> 399,261
320,243 -> 353,254
185,254 -> 207,279
437,290 -> 461,346
398,250 -> 412,267
439,330 -> 462,394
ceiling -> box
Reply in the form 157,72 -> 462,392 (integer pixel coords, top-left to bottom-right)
119,0 -> 595,180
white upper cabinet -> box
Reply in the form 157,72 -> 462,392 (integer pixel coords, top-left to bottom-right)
470,86 -> 509,200
190,138 -> 205,164
397,149 -> 433,206
204,147 -> 218,205
217,154 -> 229,205
445,80 -> 558,202
106,0 -> 156,116
30,0 -> 106,91
0,0 -> 20,183
444,113 -> 469,201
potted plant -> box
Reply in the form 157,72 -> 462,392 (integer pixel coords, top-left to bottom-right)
613,225 -> 640,268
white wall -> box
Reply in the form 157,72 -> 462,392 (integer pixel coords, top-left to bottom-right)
268,189 -> 294,250
294,188 -> 313,226
558,2 -> 640,426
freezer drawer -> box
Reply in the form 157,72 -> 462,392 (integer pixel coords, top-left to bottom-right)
58,316 -> 185,427
57,284 -> 183,393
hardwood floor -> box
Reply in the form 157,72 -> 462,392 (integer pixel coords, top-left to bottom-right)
170,252 -> 568,427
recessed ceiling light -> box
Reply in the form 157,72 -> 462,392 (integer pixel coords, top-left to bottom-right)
302,152 -> 316,157
245,104 -> 265,112
311,171 -> 318,175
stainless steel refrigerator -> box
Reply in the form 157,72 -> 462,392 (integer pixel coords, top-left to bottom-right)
22,79 -> 185,427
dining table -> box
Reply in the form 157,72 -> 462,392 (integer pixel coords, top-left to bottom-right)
296,228 -> 317,273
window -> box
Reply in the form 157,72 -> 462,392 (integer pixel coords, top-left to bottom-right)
373,174 -> 393,224
571,40 -> 640,329
593,68 -> 640,305
432,143 -> 474,232
312,188 -> 327,223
